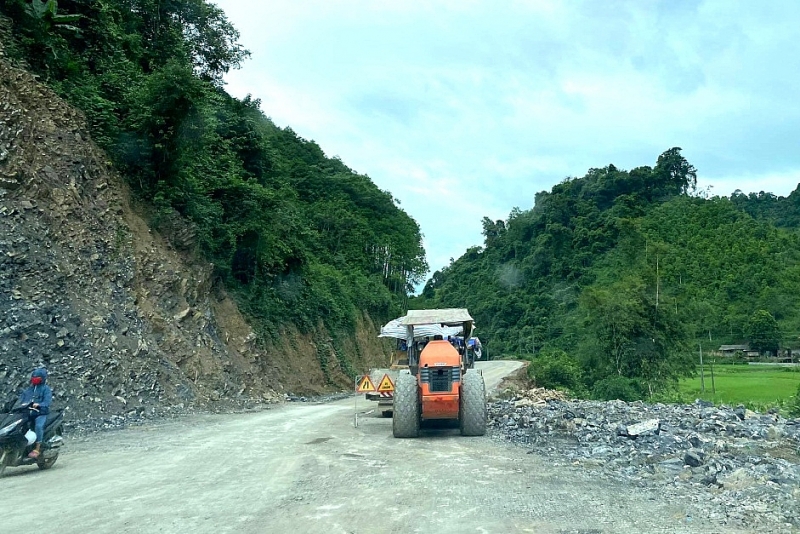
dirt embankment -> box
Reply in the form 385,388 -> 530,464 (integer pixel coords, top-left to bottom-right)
0,52 -> 389,424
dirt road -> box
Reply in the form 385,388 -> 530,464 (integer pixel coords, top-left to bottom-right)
1,361 -> 741,533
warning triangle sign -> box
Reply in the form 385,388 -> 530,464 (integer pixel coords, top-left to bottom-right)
357,375 -> 376,392
377,374 -> 394,392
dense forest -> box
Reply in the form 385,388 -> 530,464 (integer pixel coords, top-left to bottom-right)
413,148 -> 800,400
0,0 -> 426,338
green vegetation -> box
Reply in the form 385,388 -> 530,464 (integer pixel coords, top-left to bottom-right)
676,365 -> 800,410
790,383 -> 800,417
747,310 -> 781,356
592,376 -> 645,403
413,148 -> 800,399
525,348 -> 585,396
0,1 -> 426,344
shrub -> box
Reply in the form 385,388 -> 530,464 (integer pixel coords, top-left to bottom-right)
789,383 -> 800,418
526,349 -> 584,394
591,376 -> 644,402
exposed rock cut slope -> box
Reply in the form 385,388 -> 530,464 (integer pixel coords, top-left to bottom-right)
0,58 -> 387,423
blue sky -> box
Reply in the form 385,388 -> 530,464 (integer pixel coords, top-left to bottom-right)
214,0 -> 800,279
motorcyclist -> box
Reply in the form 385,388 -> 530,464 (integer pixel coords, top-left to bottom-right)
17,368 -> 52,459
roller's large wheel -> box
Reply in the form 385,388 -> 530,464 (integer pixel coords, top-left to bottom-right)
392,372 -> 420,438
459,370 -> 487,436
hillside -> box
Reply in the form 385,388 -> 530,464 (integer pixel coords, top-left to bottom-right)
0,56 -> 397,420
414,149 -> 800,399
1,0 -> 426,331
0,3 -> 420,421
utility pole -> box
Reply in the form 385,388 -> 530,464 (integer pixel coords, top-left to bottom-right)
699,342 -> 705,393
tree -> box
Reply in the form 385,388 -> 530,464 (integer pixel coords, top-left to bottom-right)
580,275 -> 692,396
25,0 -> 81,33
582,281 -> 642,378
654,147 -> 697,195
747,309 -> 781,355
481,217 -> 506,247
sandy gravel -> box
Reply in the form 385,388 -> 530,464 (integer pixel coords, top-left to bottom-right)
0,361 -> 752,533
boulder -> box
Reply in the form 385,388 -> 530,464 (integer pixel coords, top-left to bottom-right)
626,418 -> 660,437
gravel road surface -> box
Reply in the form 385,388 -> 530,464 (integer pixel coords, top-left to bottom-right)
0,361 -> 751,533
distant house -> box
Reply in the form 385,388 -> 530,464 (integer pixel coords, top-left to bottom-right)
718,344 -> 748,356
778,349 -> 799,363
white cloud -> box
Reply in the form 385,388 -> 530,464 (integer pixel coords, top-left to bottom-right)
699,170 -> 800,198
214,0 -> 800,279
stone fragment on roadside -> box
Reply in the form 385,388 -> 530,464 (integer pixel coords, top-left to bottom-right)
520,387 -> 568,403
765,425 -> 783,440
173,307 -> 191,322
514,397 -> 539,408
626,418 -> 659,437
718,467 -> 759,490
688,432 -> 709,449
734,405 -> 758,420
684,449 -> 705,467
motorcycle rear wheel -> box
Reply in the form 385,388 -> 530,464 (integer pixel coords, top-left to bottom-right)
0,450 -> 8,478
37,452 -> 58,470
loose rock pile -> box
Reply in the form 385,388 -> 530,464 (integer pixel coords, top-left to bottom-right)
490,393 -> 800,531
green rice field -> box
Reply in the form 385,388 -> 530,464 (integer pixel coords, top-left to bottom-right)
678,364 -> 800,408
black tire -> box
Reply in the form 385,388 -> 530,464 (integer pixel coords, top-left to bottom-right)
38,426 -> 62,470
0,449 -> 8,478
392,372 -> 419,438
460,370 -> 487,436
37,452 -> 58,470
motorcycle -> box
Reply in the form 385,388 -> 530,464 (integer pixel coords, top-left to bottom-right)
0,398 -> 64,477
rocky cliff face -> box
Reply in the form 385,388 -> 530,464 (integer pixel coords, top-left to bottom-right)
0,57 -> 389,425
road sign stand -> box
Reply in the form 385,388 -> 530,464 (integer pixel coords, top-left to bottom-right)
354,376 -> 359,428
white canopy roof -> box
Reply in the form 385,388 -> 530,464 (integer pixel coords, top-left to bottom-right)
400,308 -> 473,326
379,318 -> 463,340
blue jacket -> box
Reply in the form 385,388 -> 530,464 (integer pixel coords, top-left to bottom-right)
18,368 -> 52,416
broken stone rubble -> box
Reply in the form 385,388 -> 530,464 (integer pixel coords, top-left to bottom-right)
490,393 -> 800,532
